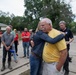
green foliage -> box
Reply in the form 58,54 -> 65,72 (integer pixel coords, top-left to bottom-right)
24,0 -> 75,30
0,0 -> 75,32
70,22 -> 76,34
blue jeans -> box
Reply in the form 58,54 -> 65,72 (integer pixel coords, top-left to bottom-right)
12,44 -> 17,61
23,42 -> 29,57
30,54 -> 42,75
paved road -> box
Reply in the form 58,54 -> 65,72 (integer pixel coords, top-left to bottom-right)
0,36 -> 76,75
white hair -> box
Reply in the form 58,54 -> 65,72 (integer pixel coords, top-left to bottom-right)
6,26 -> 11,30
59,21 -> 66,25
40,18 -> 52,26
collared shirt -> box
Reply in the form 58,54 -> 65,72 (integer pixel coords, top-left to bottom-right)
43,28 -> 66,63
1,32 -> 14,46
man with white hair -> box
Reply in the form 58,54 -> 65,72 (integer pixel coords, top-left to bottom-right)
1,26 -> 14,71
41,18 -> 67,75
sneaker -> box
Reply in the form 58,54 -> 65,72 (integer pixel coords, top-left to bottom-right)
14,60 -> 18,63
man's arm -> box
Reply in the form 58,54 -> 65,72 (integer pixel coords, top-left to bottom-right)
66,38 -> 74,45
1,35 -> 9,50
2,41 -> 7,48
1,34 -> 7,48
10,35 -> 14,47
55,38 -> 67,71
37,31 -> 64,44
10,40 -> 14,47
66,29 -> 74,44
56,49 -> 67,71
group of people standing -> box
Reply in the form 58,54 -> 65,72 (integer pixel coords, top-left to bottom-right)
0,18 -> 74,75
0,25 -> 33,71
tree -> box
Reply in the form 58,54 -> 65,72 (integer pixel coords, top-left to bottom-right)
70,21 -> 76,33
24,0 -> 75,30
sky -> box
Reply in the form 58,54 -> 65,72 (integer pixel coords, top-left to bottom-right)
0,0 -> 24,16
0,0 -> 76,18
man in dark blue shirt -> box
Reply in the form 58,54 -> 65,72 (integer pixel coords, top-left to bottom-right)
59,21 -> 74,75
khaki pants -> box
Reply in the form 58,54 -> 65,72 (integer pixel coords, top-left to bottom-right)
42,62 -> 64,75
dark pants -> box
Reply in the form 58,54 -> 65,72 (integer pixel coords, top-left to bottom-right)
63,48 -> 69,73
2,46 -> 11,63
14,41 -> 18,53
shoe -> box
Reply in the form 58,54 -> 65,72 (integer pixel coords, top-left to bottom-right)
22,56 -> 26,58
8,65 -> 12,70
64,72 -> 69,75
1,66 -> 6,71
69,57 -> 72,62
1,62 -> 6,71
16,54 -> 18,56
8,62 -> 12,70
11,53 -> 13,56
14,60 -> 18,63
27,56 -> 29,58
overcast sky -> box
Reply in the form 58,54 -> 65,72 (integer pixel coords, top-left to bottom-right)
0,0 -> 24,16
0,0 -> 76,17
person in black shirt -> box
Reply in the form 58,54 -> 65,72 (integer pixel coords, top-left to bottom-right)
59,21 -> 74,75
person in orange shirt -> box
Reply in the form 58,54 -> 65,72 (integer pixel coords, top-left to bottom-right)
21,28 -> 30,58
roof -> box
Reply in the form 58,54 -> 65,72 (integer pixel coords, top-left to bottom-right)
0,23 -> 7,27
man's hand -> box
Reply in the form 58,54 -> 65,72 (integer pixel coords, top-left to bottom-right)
66,41 -> 69,45
56,64 -> 61,71
56,49 -> 67,71
5,46 -> 8,51
30,40 -> 34,47
60,32 -> 65,36
5,46 -> 10,51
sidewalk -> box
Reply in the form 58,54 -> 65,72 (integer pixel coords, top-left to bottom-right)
69,36 -> 76,75
0,36 -> 76,75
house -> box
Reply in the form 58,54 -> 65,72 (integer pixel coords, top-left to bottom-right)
0,23 -> 7,30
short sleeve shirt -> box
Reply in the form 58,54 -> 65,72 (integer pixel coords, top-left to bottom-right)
43,28 -> 66,63
1,32 -> 14,46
